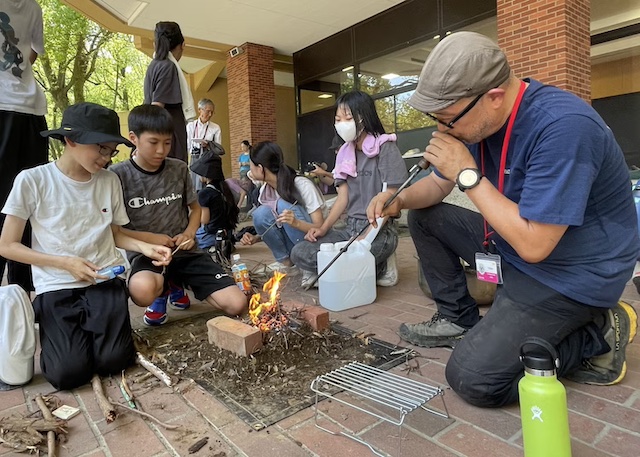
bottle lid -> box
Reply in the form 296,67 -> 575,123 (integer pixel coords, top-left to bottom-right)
112,265 -> 125,275
232,254 -> 240,261
520,337 -> 560,372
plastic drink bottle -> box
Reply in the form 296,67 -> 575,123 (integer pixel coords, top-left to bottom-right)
96,265 -> 125,283
231,254 -> 251,293
518,337 -> 571,457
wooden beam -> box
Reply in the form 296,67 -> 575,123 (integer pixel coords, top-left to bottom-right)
135,36 -> 228,62
194,61 -> 227,92
65,1 -> 293,75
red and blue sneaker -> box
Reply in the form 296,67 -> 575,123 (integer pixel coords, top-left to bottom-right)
169,282 -> 191,310
144,291 -> 168,326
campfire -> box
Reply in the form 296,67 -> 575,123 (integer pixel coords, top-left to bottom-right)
248,271 -> 289,333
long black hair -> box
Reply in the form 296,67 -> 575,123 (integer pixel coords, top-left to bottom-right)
335,90 -> 386,137
208,178 -> 239,230
250,141 -> 304,206
154,22 -> 184,60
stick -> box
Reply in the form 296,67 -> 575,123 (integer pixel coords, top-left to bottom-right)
135,352 -> 174,387
171,239 -> 191,255
162,239 -> 191,275
35,395 -> 57,457
112,402 -> 181,430
260,200 -> 298,238
120,371 -> 137,409
91,374 -> 117,423
188,436 -> 209,453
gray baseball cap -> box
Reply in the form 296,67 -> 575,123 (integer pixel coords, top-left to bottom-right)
409,32 -> 511,113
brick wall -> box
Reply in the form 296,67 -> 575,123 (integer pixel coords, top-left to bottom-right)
497,0 -> 591,101
227,43 -> 276,178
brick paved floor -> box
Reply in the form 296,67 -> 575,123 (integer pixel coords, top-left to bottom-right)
1,236 -> 639,456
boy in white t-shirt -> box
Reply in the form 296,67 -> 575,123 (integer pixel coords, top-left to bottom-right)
0,102 -> 172,390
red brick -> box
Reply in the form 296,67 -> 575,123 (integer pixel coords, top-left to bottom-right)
362,421 -> 459,457
207,316 -> 263,356
497,0 -> 590,100
437,423 -> 522,456
301,307 -> 330,332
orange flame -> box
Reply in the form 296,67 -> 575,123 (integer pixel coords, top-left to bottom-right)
249,271 -> 286,331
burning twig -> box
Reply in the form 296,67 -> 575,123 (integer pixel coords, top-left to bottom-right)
136,352 -> 175,387
35,395 -> 57,457
91,375 -> 117,423
248,271 -> 290,334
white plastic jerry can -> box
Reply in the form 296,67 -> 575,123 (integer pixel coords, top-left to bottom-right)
317,239 -> 376,311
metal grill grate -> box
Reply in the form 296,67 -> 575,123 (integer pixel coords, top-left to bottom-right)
310,361 -> 449,456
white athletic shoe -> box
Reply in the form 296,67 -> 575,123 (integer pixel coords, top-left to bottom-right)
301,269 -> 318,289
376,252 -> 399,287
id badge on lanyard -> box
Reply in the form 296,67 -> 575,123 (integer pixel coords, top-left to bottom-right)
474,80 -> 526,286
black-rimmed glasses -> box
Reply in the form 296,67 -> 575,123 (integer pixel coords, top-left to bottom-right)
426,92 -> 485,129
97,144 -> 120,158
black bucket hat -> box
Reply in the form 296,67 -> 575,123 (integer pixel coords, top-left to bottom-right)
40,102 -> 133,147
190,152 -> 225,181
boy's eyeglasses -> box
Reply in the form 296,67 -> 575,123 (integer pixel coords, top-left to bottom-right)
97,144 -> 120,158
425,92 -> 485,129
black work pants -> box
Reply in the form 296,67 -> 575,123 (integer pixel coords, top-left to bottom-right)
33,279 -> 134,390
409,203 -> 608,407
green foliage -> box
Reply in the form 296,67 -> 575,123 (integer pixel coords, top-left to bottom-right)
33,0 -> 149,159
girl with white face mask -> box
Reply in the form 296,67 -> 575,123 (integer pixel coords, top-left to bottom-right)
290,90 -> 409,288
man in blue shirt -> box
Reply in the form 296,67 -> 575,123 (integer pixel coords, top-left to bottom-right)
367,32 -> 639,407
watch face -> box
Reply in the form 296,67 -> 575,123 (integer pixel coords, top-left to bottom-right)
459,169 -> 479,187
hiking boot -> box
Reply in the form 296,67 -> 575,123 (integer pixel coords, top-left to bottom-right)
398,312 -> 468,348
168,282 -> 190,310
566,301 -> 637,385
376,252 -> 399,287
633,275 -> 640,295
301,270 -> 318,289
144,292 -> 168,326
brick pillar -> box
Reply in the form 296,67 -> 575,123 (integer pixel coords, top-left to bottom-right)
497,0 -> 591,101
227,43 -> 276,177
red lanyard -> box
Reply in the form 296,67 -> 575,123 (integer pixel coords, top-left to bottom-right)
480,80 -> 526,249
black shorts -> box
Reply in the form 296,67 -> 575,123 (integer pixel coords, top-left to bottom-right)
32,279 -> 134,390
129,250 -> 235,300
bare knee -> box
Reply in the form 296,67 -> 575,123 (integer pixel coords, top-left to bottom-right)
207,286 -> 248,316
128,272 -> 164,307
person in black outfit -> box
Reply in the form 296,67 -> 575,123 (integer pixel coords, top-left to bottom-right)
190,151 -> 239,257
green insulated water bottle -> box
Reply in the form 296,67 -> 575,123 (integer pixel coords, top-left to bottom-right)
518,337 -> 571,457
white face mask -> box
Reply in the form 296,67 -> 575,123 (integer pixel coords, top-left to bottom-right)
335,120 -> 358,143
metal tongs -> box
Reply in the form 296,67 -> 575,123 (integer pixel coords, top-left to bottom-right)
304,158 -> 430,289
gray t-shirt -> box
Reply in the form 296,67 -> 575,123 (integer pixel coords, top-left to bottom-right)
143,59 -> 181,106
110,158 -> 197,237
335,141 -> 408,220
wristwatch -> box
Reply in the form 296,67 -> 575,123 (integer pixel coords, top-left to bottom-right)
456,168 -> 483,192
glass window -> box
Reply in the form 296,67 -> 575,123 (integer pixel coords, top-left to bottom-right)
374,97 -> 395,133
299,68 -> 354,115
358,41 -> 429,97
395,91 -> 435,132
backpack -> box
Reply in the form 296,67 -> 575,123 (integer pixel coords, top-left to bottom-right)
0,285 -> 35,387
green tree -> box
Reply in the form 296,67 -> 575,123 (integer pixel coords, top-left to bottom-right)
33,0 -> 149,159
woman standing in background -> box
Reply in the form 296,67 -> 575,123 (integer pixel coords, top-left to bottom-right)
143,21 -> 195,162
